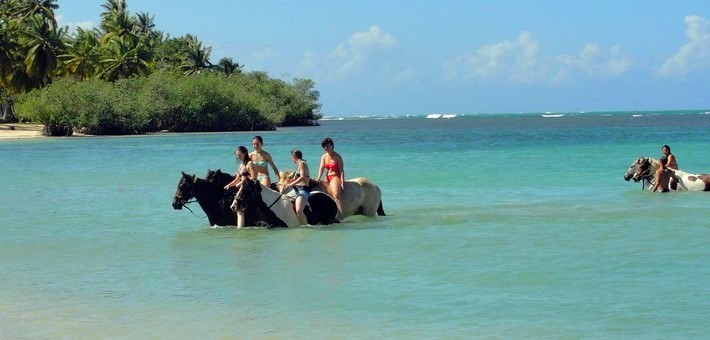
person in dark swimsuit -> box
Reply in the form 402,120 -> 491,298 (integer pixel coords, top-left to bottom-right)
282,149 -> 310,225
652,144 -> 679,192
223,146 -> 256,227
316,137 -> 345,220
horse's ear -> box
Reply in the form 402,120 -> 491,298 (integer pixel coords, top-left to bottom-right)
191,174 -> 197,182
181,171 -> 188,177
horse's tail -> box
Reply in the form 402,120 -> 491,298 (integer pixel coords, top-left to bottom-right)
377,200 -> 386,216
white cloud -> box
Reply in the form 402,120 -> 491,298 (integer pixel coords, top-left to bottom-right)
56,15 -> 94,33
443,32 -> 633,85
658,15 -> 710,77
299,25 -> 399,81
443,32 -> 541,83
553,44 -> 632,82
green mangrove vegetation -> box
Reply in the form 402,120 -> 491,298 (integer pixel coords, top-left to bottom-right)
1,0 -> 322,135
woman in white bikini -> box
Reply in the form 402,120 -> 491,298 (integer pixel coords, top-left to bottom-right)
249,136 -> 279,190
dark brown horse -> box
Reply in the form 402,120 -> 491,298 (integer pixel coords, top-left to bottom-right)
172,171 -> 279,227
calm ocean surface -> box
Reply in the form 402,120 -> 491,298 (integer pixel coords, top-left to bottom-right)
1,111 -> 709,338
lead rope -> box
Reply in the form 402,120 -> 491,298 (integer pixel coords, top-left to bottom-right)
268,191 -> 285,209
179,198 -> 207,219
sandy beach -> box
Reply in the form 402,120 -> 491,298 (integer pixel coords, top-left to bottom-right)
0,123 -> 44,140
0,124 -> 96,140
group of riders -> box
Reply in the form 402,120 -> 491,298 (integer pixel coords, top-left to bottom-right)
223,136 -> 346,227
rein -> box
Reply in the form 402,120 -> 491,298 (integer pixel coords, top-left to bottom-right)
268,191 -> 285,209
183,202 -> 207,219
635,168 -> 655,190
176,196 -> 207,219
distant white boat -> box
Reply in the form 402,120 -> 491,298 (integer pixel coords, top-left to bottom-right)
442,114 -> 456,119
426,114 -> 442,119
541,114 -> 564,118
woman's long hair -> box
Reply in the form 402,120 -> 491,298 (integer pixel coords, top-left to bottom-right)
237,146 -> 251,165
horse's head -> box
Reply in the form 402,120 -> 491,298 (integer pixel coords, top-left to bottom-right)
205,168 -> 234,188
234,179 -> 263,210
277,170 -> 294,191
173,172 -> 197,210
624,157 -> 652,182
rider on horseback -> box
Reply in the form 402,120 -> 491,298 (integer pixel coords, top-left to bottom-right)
652,145 -> 679,192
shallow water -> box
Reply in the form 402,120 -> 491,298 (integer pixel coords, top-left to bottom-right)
1,111 -> 709,338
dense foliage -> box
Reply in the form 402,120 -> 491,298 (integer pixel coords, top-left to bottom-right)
1,0 -> 322,134
16,71 -> 322,134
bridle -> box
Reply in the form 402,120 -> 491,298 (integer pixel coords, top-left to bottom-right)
174,179 -> 206,219
632,160 -> 655,189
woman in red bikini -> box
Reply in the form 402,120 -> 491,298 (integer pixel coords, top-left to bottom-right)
316,137 -> 345,220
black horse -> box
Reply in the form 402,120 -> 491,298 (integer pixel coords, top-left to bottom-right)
172,171 -> 278,227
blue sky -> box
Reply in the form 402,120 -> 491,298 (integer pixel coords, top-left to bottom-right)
56,1 -> 710,116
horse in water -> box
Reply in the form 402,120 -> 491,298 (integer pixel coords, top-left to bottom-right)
277,170 -> 385,219
623,157 -> 710,192
172,171 -> 277,227
172,171 -> 238,226
204,169 -> 338,227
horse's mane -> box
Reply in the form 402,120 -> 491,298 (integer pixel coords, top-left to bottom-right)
278,170 -> 294,183
205,169 -> 235,187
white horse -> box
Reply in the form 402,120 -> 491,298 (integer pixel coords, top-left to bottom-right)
623,157 -> 710,192
234,179 -> 338,227
278,170 -> 385,219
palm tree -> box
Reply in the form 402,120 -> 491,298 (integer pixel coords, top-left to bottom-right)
0,10 -> 20,84
133,11 -> 162,51
59,27 -> 100,80
215,57 -> 243,76
99,0 -> 134,41
11,0 -> 59,29
100,0 -> 127,23
181,34 -> 212,75
99,35 -> 151,81
0,10 -> 21,122
134,11 -> 154,36
18,14 -> 66,87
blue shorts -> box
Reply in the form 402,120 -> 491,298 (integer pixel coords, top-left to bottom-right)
294,186 -> 310,199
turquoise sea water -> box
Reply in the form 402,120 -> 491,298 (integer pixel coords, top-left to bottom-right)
1,111 -> 709,338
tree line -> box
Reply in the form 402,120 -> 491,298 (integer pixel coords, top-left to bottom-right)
1,0 -> 322,135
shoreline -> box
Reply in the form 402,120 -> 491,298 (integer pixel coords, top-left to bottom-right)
0,123 -> 44,140
0,123 -> 95,140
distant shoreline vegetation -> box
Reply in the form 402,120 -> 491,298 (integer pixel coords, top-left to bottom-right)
0,0 -> 321,136
17,72 -> 322,135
